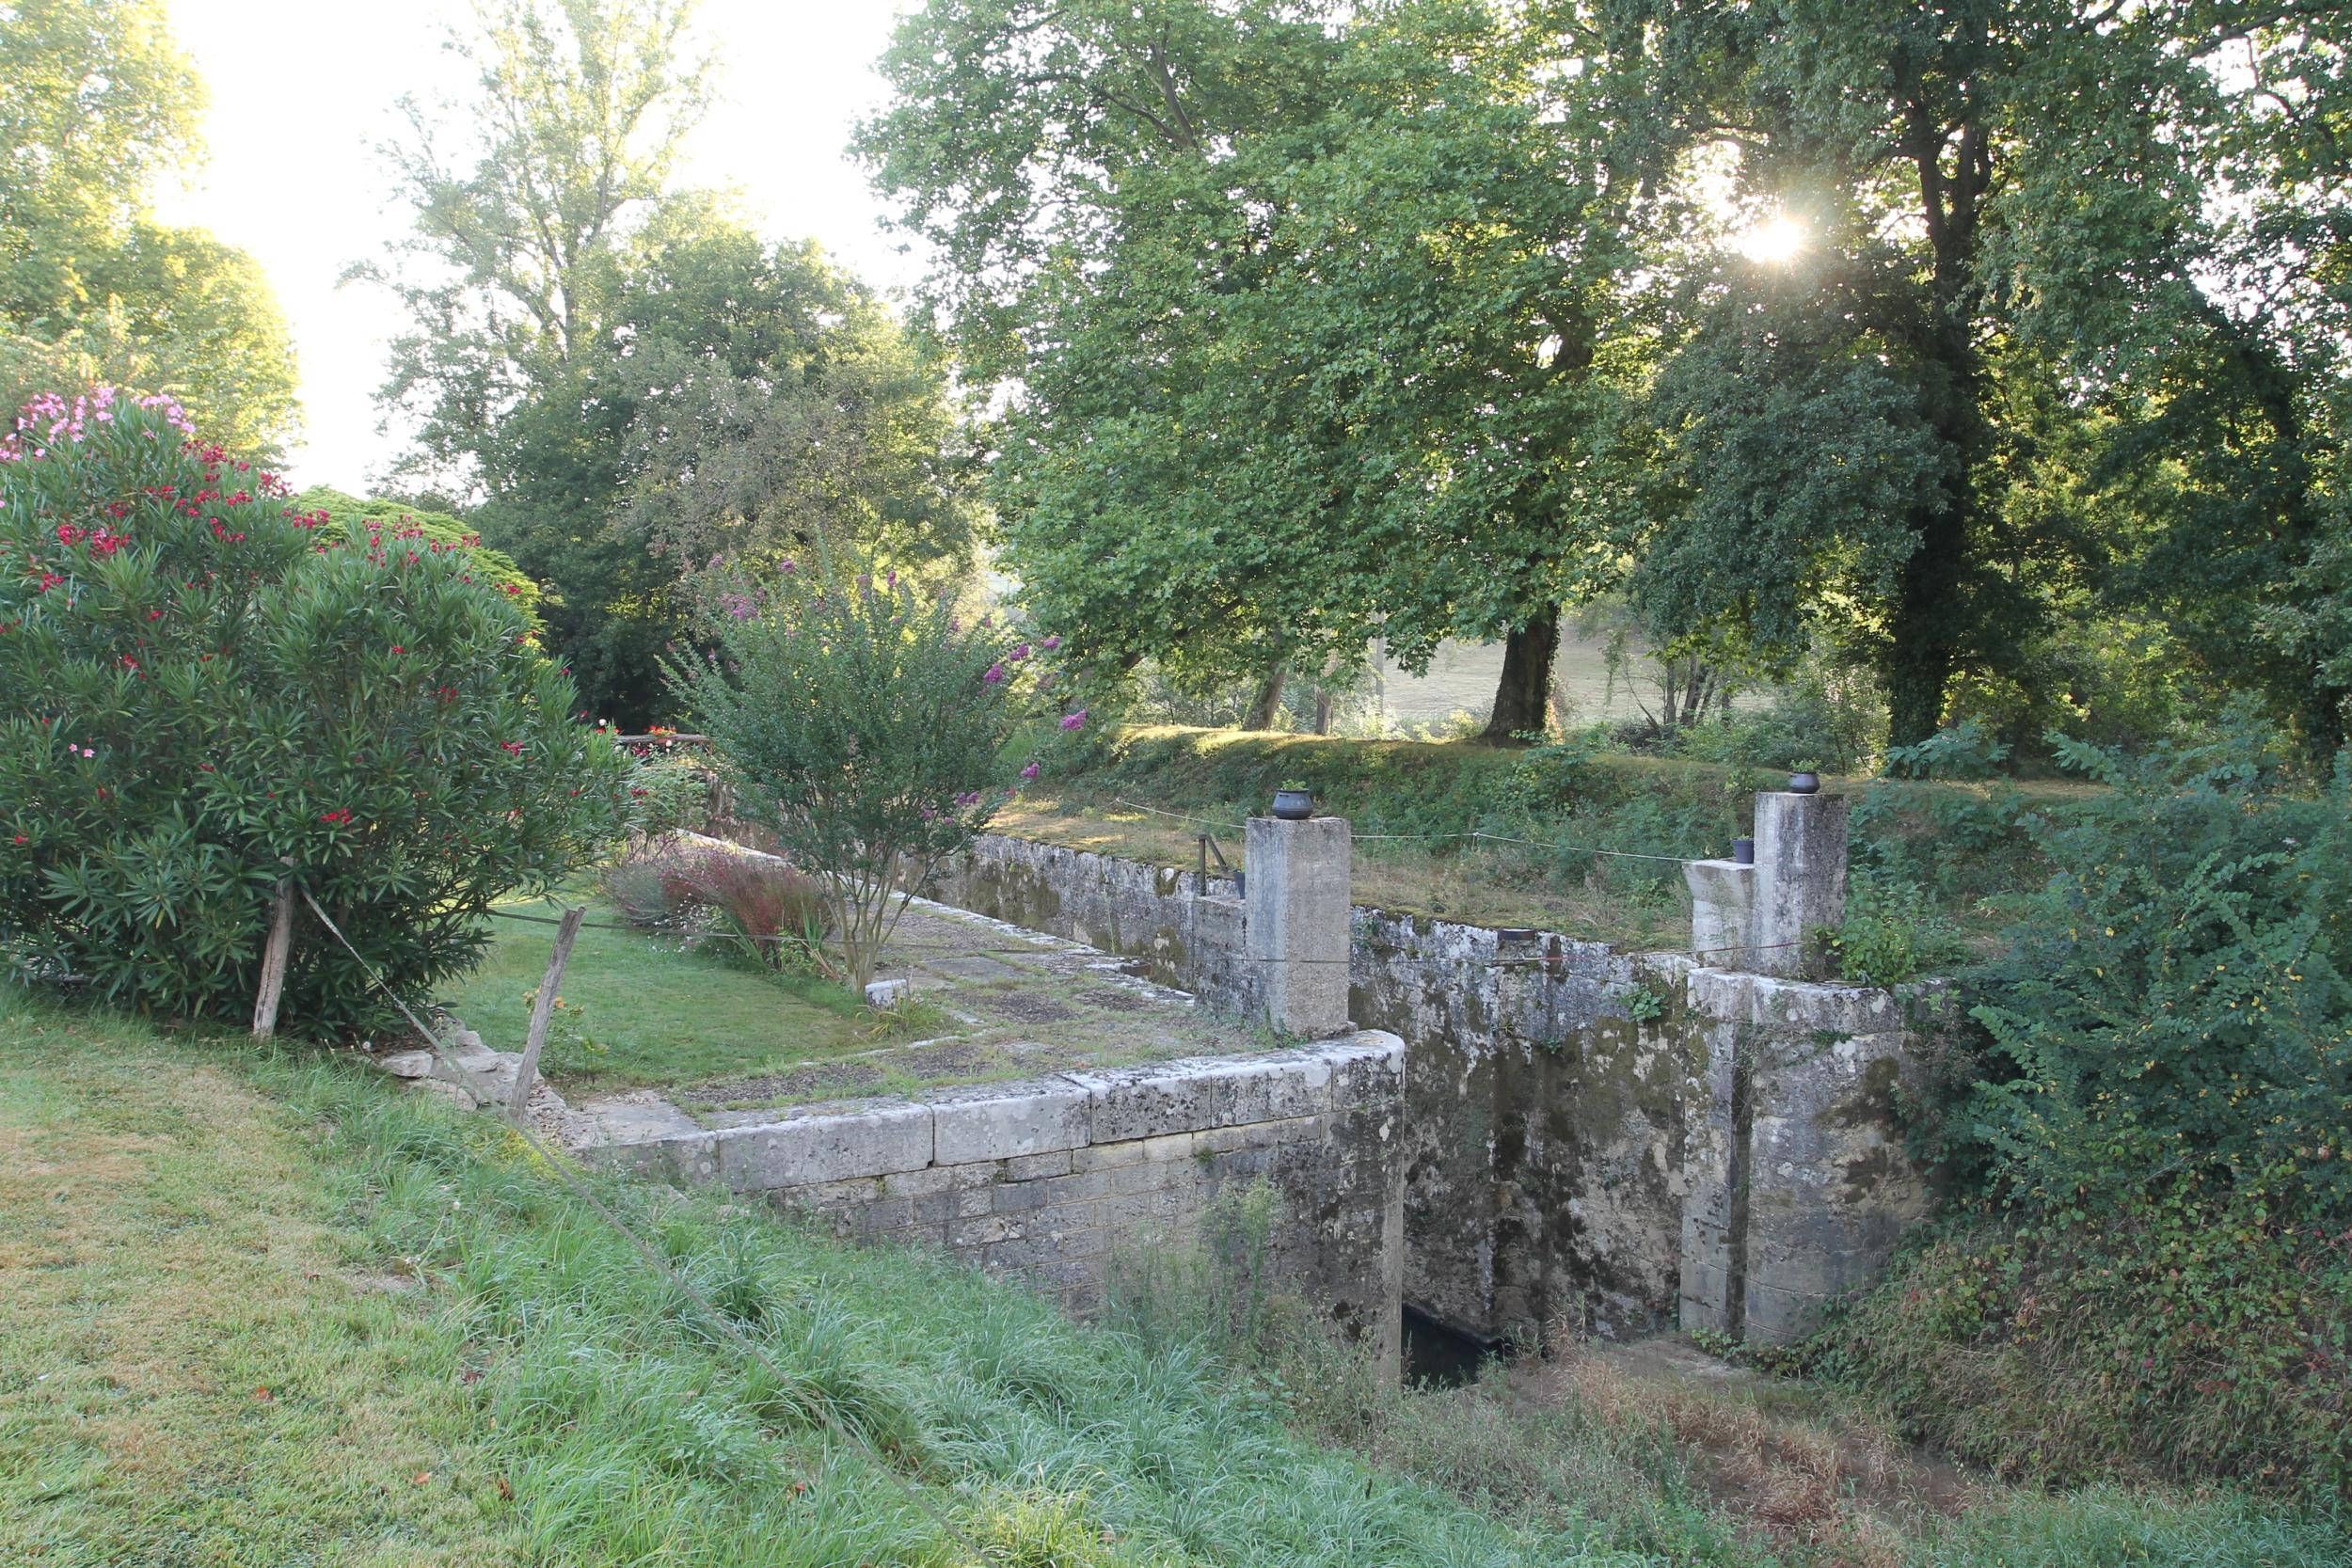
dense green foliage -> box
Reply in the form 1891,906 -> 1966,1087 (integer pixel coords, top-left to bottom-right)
669,561 -> 1065,985
861,2 -> 1624,733
864,0 -> 2352,754
290,484 -> 540,612
0,0 -> 299,455
371,2 -> 973,727
1829,731 -> 2352,1499
0,394 -> 624,1034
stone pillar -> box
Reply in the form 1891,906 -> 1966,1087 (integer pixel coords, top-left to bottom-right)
1245,815 -> 1352,1038
1683,859 -> 1758,969
1753,791 -> 1848,977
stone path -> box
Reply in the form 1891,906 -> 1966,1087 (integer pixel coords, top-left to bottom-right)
565,886 -> 1272,1151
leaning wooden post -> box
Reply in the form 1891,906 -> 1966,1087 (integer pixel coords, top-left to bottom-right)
250,874 -> 295,1040
508,906 -> 585,1120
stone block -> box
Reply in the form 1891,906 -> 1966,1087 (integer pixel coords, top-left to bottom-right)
929,1080 -> 1091,1164
1039,1171 -> 1112,1206
1745,979 -> 1903,1039
1246,815 -> 1352,1037
1073,1053 -> 1327,1143
1684,859 -> 1758,968
993,1180 -> 1051,1212
1003,1148 -> 1074,1180
713,1101 -> 933,1192
581,1131 -> 717,1184
1753,791 -> 1849,977
1073,1139 -> 1145,1172
950,1212 -> 1019,1248
1140,1131 -> 1196,1163
881,1166 -> 958,1199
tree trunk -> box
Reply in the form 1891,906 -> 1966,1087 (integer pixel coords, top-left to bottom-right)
1243,664 -> 1287,730
1883,500 -> 1968,746
1481,608 -> 1559,743
1312,686 -> 1333,735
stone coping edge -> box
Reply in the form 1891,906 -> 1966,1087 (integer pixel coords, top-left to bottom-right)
585,1030 -> 1405,1193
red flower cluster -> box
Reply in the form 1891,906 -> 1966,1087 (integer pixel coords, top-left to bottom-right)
318,808 -> 353,825
55,522 -> 127,557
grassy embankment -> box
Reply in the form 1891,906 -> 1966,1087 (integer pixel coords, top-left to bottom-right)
996,726 -> 2077,954
6,996 -> 2342,1567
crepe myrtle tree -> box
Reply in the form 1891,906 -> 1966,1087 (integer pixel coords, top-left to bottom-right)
0,390 -> 629,1034
669,559 -> 1075,990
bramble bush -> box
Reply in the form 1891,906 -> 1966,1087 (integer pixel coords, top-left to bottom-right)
1827,724 -> 2352,1499
0,390 -> 627,1034
668,557 -> 1075,988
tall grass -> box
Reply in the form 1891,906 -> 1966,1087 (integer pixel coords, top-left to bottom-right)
259,1044 -> 1655,1566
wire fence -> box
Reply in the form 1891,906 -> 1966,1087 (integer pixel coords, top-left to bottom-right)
1107,797 -> 1713,867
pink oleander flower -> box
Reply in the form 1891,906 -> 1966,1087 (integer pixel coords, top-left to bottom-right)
1021,762 -> 1041,780
1059,710 -> 1088,731
1009,642 -> 1030,661
1041,635 -> 1061,650
983,662 -> 1006,684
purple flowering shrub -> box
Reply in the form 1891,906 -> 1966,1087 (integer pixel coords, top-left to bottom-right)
668,558 -> 1075,987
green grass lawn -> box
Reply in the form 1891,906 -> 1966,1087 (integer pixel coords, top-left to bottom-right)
3,998 -> 2343,1567
440,892 -> 882,1095
0,998 -> 1662,1568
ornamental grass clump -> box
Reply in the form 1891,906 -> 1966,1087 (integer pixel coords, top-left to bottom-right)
0,389 -> 628,1034
669,559 -> 1073,988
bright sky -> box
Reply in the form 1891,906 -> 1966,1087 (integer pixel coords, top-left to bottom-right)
155,0 -> 925,492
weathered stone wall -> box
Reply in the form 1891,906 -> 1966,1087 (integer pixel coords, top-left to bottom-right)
1678,971 -> 1940,1343
924,837 -> 1688,1341
921,832 -> 1933,1350
587,1034 -> 1406,1366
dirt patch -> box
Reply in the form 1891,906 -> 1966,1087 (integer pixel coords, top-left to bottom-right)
965,988 -> 1078,1026
675,1059 -> 888,1108
1525,1336 -> 1979,1564
1078,987 -> 1154,1013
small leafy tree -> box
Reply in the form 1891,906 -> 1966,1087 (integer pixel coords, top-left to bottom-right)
0,390 -> 628,1034
1827,724 -> 2352,1497
670,561 -> 1070,988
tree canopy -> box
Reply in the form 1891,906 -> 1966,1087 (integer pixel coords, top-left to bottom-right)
864,0 -> 2352,751
0,0 -> 299,454
373,0 -> 975,727
862,0 -> 1634,736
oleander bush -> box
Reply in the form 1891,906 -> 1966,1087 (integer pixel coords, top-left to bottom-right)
0,389 -> 627,1034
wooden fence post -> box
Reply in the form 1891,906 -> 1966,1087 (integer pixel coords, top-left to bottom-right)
251,876 -> 295,1040
509,906 -> 585,1120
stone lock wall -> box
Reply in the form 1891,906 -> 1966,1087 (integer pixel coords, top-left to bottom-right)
921,831 -> 1934,1349
587,1035 -> 1407,1367
1677,970 -> 1940,1342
